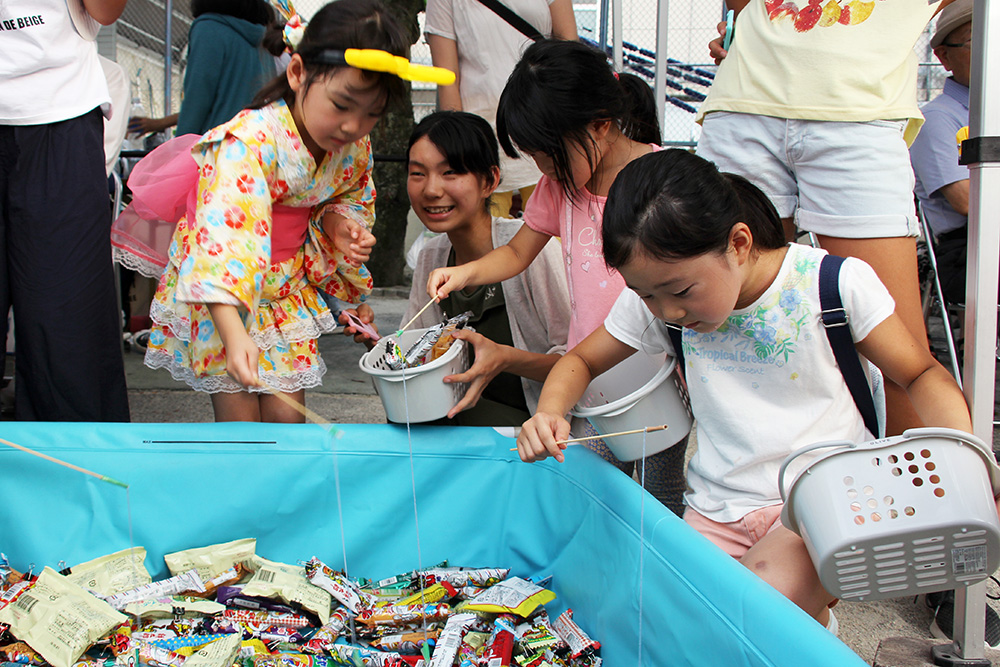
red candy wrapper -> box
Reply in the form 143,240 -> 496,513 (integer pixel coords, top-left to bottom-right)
552,609 -> 600,659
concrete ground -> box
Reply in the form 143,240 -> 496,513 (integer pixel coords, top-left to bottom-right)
6,289 -> 998,664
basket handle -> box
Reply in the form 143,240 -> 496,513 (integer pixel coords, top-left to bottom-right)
778,439 -> 857,503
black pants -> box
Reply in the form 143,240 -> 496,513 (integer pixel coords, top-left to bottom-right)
0,109 -> 129,421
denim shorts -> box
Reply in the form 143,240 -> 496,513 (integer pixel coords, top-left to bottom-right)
697,112 -> 919,239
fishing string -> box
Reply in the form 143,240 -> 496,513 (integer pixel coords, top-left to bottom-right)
637,429 -> 647,666
400,365 -> 431,651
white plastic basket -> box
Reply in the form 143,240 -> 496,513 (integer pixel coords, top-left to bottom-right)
779,427 -> 1000,602
359,327 -> 470,423
571,352 -> 693,461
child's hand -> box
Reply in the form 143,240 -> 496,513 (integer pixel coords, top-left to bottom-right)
709,20 -> 728,64
225,332 -> 262,388
339,303 -> 379,349
426,265 -> 472,301
442,330 -> 508,418
516,412 -> 572,463
326,213 -> 376,267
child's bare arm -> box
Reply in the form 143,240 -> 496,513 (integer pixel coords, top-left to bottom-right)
208,303 -> 261,388
856,313 -> 972,432
427,225 -> 550,300
517,326 -> 635,463
83,0 -> 129,24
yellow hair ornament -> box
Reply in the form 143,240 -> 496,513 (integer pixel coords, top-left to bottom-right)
317,49 -> 456,86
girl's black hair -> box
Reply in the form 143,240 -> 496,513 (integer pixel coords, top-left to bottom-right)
250,0 -> 408,110
192,0 -> 273,25
496,39 -> 661,200
408,111 -> 500,184
602,149 -> 785,268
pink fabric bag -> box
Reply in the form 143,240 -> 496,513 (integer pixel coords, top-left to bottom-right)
111,134 -> 310,278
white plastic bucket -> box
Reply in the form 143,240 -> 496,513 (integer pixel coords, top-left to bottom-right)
571,352 -> 693,461
359,327 -> 470,423
779,428 -> 1000,602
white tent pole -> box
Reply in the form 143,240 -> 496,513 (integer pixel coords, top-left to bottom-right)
653,0 -> 668,138
612,0 -> 623,71
932,0 -> 1000,663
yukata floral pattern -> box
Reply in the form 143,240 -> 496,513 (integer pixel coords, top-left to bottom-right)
145,100 -> 375,393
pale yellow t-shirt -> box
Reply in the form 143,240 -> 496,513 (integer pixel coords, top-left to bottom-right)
697,0 -> 940,145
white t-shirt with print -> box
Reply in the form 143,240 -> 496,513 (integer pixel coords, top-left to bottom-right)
604,243 -> 895,523
0,0 -> 111,125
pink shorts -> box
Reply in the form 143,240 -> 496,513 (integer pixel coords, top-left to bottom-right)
683,505 -> 785,559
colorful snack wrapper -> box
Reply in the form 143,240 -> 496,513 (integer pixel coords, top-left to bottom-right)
305,557 -> 376,614
222,608 -> 313,629
427,612 -> 477,667
552,609 -> 599,659
0,568 -> 126,667
303,606 -> 355,654
326,644 -> 423,667
149,633 -> 232,653
369,629 -> 439,655
457,630 -> 490,667
403,324 -> 445,368
186,564 -> 243,599
421,568 -> 509,589
182,633 -> 242,667
63,547 -> 151,597
0,642 -> 46,666
480,615 -> 516,667
104,568 -> 205,610
215,585 -> 299,614
355,602 -> 450,627
241,557 -> 332,625
394,582 -> 457,607
0,581 -> 31,613
372,561 -> 448,590
115,639 -> 186,667
123,596 -> 225,618
462,577 -> 554,618
164,538 -> 257,582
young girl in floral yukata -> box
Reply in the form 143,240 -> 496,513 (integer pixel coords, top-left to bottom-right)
141,0 -> 408,421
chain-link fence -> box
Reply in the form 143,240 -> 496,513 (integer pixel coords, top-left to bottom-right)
100,0 -> 946,150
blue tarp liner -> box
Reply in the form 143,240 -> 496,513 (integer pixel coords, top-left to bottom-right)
0,422 -> 865,665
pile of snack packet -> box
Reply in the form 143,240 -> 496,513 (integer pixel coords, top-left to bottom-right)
382,312 -> 473,371
0,540 -> 601,667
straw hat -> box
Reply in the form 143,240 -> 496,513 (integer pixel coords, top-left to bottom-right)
931,0 -> 974,49
67,0 -> 101,41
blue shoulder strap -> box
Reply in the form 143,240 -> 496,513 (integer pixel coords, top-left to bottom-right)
667,326 -> 684,378
819,254 -> 880,437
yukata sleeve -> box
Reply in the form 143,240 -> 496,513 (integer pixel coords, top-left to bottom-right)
173,135 -> 272,313
305,138 -> 376,303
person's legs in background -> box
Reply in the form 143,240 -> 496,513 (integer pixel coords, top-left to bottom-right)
5,110 -> 129,421
794,119 -> 926,435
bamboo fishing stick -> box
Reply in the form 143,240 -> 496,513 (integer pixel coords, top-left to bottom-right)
265,389 -> 344,437
0,437 -> 128,488
509,424 -> 668,451
395,296 -> 438,337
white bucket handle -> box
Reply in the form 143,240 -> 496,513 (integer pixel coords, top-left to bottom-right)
778,427 -> 999,504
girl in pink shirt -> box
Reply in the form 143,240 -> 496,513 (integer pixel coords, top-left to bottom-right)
426,39 -> 685,515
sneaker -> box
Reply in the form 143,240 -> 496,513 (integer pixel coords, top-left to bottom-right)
927,589 -> 1000,648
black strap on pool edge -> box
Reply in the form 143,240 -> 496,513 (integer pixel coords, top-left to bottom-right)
473,0 -> 544,41
819,254 -> 880,437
